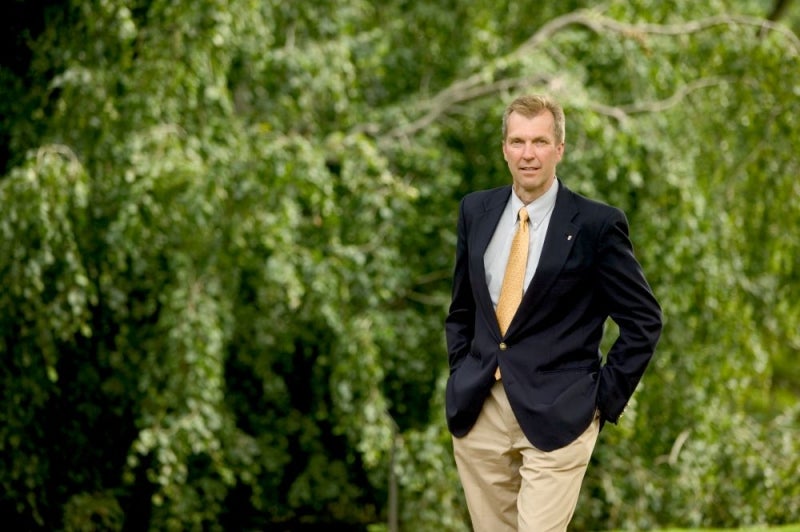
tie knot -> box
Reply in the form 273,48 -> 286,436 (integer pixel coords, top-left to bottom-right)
518,207 -> 529,224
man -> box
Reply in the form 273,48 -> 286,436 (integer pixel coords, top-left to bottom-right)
444,94 -> 662,531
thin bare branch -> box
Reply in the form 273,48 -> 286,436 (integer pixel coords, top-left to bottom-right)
516,10 -> 800,53
598,14 -> 799,49
586,76 -> 732,122
384,74 -> 551,139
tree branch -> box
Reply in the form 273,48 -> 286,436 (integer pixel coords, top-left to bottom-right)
380,9 -> 799,140
383,74 -> 552,139
557,12 -> 800,50
586,76 -> 733,122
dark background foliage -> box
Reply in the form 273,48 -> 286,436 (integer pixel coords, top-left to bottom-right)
1,1 -> 798,530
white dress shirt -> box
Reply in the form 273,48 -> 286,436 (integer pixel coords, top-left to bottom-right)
483,179 -> 559,310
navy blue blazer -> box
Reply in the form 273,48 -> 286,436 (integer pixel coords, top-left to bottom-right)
445,180 -> 662,451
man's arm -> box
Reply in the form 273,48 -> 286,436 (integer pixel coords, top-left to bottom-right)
445,198 -> 476,371
595,209 -> 663,423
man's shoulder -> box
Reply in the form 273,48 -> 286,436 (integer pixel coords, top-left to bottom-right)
560,182 -> 624,219
462,185 -> 509,201
460,185 -> 510,209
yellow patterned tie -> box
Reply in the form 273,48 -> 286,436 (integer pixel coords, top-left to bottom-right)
495,207 -> 529,379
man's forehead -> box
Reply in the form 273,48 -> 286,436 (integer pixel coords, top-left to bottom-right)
506,111 -> 555,135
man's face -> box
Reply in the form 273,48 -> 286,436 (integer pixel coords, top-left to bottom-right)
502,110 -> 564,203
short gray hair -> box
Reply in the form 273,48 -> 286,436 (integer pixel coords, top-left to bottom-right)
501,94 -> 565,144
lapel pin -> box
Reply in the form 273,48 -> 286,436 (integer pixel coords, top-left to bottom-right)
566,234 -> 573,241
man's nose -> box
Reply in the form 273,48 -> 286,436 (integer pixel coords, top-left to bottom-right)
522,143 -> 536,158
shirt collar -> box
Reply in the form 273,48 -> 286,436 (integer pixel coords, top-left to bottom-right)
510,178 -> 559,225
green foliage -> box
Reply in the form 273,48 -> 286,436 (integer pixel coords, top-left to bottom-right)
1,0 -> 799,530
63,491 -> 124,532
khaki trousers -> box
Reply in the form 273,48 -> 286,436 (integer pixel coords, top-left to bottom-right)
452,380 -> 599,532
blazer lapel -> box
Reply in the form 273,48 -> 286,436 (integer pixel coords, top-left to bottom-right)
471,187 -> 511,321
518,181 -> 579,313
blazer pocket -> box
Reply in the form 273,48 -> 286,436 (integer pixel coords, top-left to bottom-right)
538,363 -> 598,375
549,271 -> 590,297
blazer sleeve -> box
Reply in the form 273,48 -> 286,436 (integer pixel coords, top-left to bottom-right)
595,208 -> 663,423
445,197 -> 476,371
